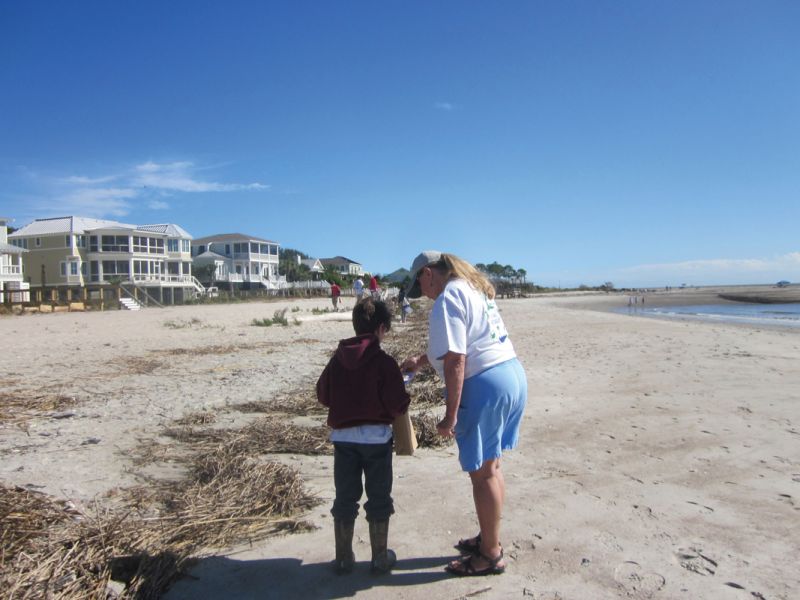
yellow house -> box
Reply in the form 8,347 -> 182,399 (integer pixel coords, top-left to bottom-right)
9,216 -> 204,304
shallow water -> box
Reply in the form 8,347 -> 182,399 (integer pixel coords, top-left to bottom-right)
617,302 -> 800,328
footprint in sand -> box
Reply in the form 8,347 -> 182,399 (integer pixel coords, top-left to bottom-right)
674,546 -> 717,576
613,561 -> 666,598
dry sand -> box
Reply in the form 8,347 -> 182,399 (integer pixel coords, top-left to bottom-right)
1,292 -> 798,599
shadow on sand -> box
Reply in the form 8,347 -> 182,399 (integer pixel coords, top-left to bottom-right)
166,554 -> 454,599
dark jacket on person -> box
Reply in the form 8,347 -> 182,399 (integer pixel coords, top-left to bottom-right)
317,333 -> 410,429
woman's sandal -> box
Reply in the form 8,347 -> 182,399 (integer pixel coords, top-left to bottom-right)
445,548 -> 505,577
454,533 -> 481,555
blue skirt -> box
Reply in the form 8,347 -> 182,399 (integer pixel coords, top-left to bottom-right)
454,358 -> 527,472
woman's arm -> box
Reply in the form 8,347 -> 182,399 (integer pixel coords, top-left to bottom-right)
437,351 -> 466,437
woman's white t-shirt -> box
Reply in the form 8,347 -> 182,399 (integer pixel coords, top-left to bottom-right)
427,278 -> 517,380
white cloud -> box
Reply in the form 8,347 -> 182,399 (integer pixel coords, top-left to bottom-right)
133,161 -> 268,192
58,187 -> 139,218
614,252 -> 800,286
61,175 -> 118,185
17,159 -> 269,221
434,101 -> 455,111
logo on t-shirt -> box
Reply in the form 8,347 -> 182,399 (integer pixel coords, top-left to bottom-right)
484,298 -> 508,343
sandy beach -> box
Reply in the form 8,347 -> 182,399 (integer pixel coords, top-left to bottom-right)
2,292 -> 799,599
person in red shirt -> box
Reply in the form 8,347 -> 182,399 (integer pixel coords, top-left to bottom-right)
330,281 -> 342,311
369,275 -> 379,299
317,298 -> 410,574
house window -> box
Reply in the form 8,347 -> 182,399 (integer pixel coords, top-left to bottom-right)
35,237 -> 41,247
225,244 -> 231,255
167,239 -> 179,252
250,242 -> 259,253
90,261 -> 99,282
183,261 -> 190,275
76,235 -> 87,248
101,235 -> 130,252
70,262 -> 79,276
81,263 -> 88,276
133,260 -> 148,275
89,236 -> 98,251
151,238 -> 164,254
11,239 -> 27,249
133,236 -> 147,252
66,235 -> 71,247
182,240 -> 190,253
102,260 -> 130,279
60,262 -> 67,276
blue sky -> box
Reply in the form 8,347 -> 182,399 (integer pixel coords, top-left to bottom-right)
2,1 -> 798,287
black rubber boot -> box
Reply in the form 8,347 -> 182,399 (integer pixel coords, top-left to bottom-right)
334,519 -> 355,574
368,519 -> 397,574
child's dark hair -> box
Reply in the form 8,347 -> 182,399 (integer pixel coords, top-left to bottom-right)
352,298 -> 392,335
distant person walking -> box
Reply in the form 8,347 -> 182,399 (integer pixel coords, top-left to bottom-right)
369,275 -> 379,300
401,251 -> 527,577
354,277 -> 365,302
397,287 -> 410,323
330,281 -> 342,311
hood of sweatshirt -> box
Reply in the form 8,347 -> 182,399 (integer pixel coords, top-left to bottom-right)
335,333 -> 381,370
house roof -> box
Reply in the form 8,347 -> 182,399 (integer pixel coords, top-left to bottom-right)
9,216 -> 137,237
193,250 -> 227,261
0,242 -> 26,254
138,223 -> 193,239
301,258 -> 324,271
320,256 -> 362,266
193,233 -> 278,245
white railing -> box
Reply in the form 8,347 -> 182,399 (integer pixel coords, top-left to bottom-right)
190,276 -> 206,294
130,274 -> 196,286
282,280 -> 330,290
0,265 -> 22,275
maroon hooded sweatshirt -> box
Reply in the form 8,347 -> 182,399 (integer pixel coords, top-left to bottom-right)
317,333 -> 410,430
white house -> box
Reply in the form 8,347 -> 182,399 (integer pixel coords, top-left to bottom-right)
319,256 -> 364,278
300,257 -> 325,278
1,217 -> 27,303
191,233 -> 281,288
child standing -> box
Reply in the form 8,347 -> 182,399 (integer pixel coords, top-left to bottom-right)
316,298 -> 411,575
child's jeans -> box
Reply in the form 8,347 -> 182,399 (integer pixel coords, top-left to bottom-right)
331,440 -> 394,522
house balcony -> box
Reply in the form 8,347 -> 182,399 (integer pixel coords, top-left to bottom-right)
0,264 -> 23,282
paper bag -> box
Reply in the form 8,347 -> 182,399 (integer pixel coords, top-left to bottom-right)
392,411 -> 417,456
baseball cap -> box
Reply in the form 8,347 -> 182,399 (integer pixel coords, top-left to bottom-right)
405,250 -> 442,298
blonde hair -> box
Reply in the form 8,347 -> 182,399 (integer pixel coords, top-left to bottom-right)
430,253 -> 495,299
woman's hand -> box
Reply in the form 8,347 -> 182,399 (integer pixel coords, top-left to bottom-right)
401,353 -> 429,374
436,415 -> 457,437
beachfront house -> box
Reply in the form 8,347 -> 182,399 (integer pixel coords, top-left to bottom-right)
300,257 -> 325,279
8,216 -> 201,304
1,217 -> 28,303
191,233 -> 282,289
319,256 -> 364,279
